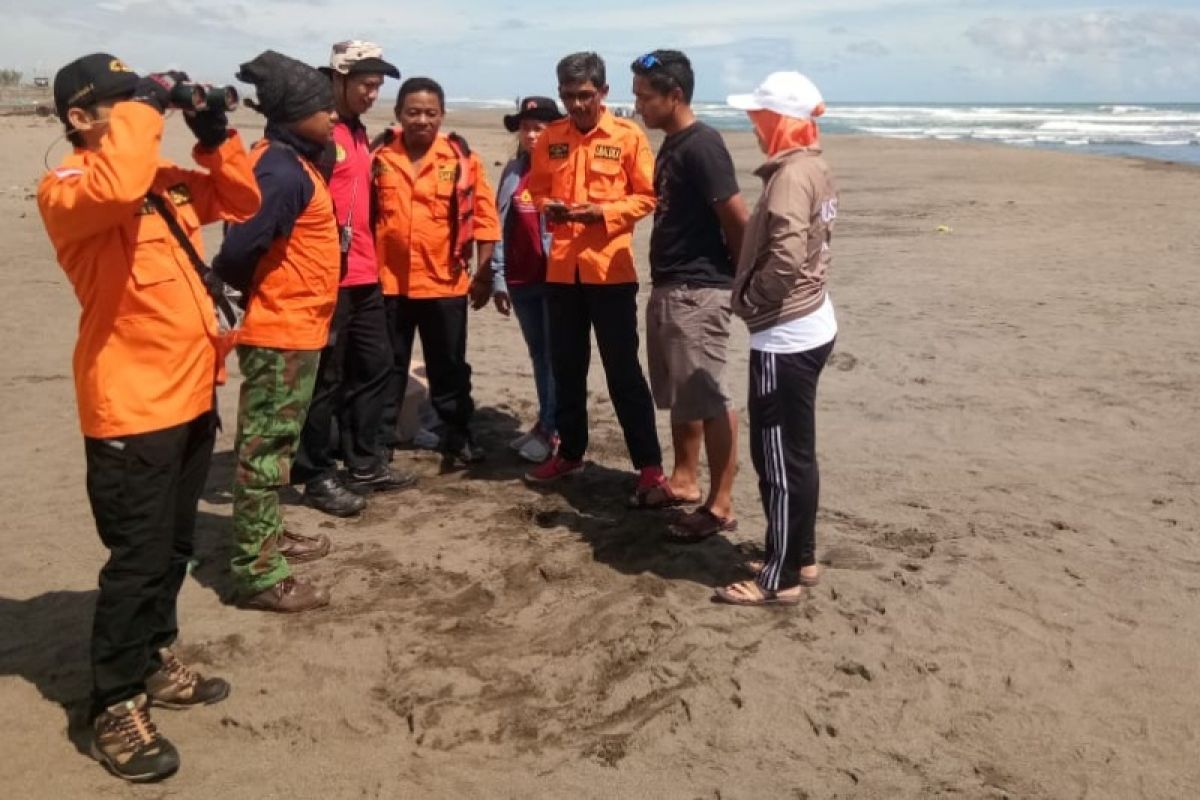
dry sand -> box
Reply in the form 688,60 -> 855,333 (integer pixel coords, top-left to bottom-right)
1,105 -> 1199,799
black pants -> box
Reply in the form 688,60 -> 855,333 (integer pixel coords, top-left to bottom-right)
749,341 -> 834,592
85,411 -> 216,718
380,295 -> 474,450
547,281 -> 662,469
293,284 -> 392,482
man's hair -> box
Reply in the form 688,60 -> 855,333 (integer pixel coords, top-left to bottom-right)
396,77 -> 444,111
557,52 -> 606,88
630,49 -> 694,103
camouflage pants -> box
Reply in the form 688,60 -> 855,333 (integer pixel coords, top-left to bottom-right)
231,345 -> 319,595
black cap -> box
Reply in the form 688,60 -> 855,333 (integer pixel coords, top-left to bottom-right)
503,96 -> 565,132
53,53 -> 139,123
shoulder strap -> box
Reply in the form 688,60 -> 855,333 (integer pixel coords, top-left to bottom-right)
445,132 -> 476,267
145,193 -> 238,329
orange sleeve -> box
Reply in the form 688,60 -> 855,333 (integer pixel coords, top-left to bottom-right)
37,101 -> 163,247
602,126 -> 656,236
471,153 -> 501,242
184,131 -> 261,225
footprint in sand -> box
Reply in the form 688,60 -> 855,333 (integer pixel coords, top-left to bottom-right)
828,352 -> 858,371
822,544 -> 883,571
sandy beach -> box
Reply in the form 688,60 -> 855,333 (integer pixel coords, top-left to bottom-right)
1,104 -> 1199,798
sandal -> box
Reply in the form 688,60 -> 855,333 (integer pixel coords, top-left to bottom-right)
745,560 -> 821,587
628,478 -> 694,509
664,508 -> 738,544
713,580 -> 803,607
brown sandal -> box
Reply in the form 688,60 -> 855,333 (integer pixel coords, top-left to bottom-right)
664,508 -> 738,543
713,580 -> 803,606
628,480 -> 697,509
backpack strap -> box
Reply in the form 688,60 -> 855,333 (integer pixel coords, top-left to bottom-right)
145,192 -> 238,329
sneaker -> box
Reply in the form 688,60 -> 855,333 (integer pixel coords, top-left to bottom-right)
240,576 -> 330,613
441,431 -> 486,466
91,694 -> 179,783
518,430 -> 557,464
303,476 -> 365,517
278,530 -> 331,564
508,425 -> 538,453
146,649 -> 230,709
412,427 -> 441,450
346,463 -> 418,494
524,454 -> 584,484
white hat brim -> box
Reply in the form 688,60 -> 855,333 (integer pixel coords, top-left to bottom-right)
726,93 -> 762,111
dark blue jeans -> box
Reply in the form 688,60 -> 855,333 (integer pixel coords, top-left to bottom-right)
509,282 -> 556,433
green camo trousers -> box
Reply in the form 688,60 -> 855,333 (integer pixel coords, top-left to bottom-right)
230,345 -> 319,595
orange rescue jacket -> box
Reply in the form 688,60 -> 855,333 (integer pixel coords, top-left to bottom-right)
236,139 -> 341,351
373,132 -> 500,299
37,101 -> 260,439
527,109 -> 656,285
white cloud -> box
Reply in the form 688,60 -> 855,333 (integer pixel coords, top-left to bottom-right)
845,40 -> 891,57
966,11 -> 1200,64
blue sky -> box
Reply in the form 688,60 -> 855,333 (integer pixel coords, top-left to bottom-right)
4,1 -> 1199,102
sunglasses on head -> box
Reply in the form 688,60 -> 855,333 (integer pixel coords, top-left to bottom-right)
634,53 -> 661,69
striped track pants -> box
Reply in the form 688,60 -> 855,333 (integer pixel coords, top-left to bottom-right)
748,340 -> 834,591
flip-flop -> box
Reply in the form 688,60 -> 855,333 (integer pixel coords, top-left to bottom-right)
664,508 -> 738,543
745,560 -> 821,587
712,580 -> 803,607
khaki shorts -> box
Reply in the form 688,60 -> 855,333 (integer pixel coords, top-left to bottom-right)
646,284 -> 733,424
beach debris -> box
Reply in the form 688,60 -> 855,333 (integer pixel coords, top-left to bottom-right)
936,224 -> 953,234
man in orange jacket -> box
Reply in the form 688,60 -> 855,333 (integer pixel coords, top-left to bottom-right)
524,52 -> 670,505
213,51 -> 340,614
374,77 -> 501,465
38,53 -> 260,782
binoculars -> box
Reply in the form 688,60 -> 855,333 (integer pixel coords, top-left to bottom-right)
169,82 -> 239,113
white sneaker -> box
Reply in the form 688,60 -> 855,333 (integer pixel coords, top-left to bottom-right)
509,428 -> 536,452
518,431 -> 556,463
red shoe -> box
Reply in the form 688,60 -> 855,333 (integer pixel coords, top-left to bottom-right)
524,454 -> 584,484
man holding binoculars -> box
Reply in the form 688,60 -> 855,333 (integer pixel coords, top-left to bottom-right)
38,53 -> 260,782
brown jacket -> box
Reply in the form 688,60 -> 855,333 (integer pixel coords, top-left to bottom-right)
731,147 -> 837,333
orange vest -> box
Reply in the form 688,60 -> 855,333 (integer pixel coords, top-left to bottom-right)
37,101 -> 260,438
527,110 -> 656,285
237,139 -> 340,350
373,133 -> 500,299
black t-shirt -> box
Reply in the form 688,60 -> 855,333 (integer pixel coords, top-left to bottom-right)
649,121 -> 741,287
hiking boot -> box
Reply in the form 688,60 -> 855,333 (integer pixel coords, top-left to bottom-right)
146,649 -> 230,709
346,463 -> 417,494
303,476 -> 365,517
278,530 -> 331,563
524,454 -> 585,484
240,576 -> 330,613
91,694 -> 180,783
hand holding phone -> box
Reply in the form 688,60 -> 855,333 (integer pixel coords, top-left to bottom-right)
544,200 -> 571,223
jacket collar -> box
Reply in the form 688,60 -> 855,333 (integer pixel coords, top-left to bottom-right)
754,145 -> 823,180
570,107 -> 615,140
264,122 -> 330,164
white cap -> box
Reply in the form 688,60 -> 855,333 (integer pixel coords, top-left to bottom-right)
324,40 -> 400,79
727,71 -> 826,120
